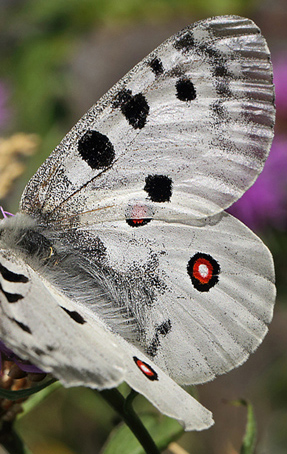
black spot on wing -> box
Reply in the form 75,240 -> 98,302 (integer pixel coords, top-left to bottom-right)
34,347 -> 45,356
148,57 -> 164,76
147,320 -> 172,357
61,306 -> 86,324
176,78 -> 196,101
78,130 -> 115,169
144,175 -> 172,202
174,31 -> 195,52
213,63 -> 229,78
0,263 -> 29,283
146,340 -> 159,357
198,44 -> 220,60
113,89 -> 149,129
215,81 -> 232,98
157,320 -> 172,336
13,318 -> 32,334
211,100 -> 228,120
113,88 -> 131,106
197,45 -> 232,97
0,282 -> 23,303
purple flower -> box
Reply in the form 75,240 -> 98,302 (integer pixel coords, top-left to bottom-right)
0,339 -> 44,374
273,55 -> 287,119
228,137 -> 287,231
228,55 -> 287,231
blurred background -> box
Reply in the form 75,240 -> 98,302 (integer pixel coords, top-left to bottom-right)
0,0 -> 286,453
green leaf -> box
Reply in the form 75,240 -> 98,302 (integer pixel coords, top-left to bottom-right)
231,399 -> 257,454
0,378 -> 56,401
240,400 -> 256,454
101,413 -> 183,454
18,381 -> 62,418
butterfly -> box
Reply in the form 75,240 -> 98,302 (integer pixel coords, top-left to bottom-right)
0,15 -> 276,431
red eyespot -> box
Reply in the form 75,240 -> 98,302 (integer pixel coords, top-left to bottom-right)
187,253 -> 220,292
125,203 -> 153,227
133,356 -> 158,381
193,257 -> 214,284
126,218 -> 151,227
133,219 -> 144,225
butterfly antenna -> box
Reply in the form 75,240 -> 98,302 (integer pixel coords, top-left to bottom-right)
0,206 -> 14,219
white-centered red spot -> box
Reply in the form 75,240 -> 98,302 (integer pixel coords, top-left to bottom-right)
193,258 -> 213,284
187,252 -> 220,292
133,356 -> 158,381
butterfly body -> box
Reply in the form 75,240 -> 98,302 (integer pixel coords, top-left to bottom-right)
0,15 -> 276,430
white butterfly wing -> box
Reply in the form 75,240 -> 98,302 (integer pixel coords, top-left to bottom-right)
0,249 -> 124,389
114,335 -> 214,431
0,247 -> 213,430
20,15 -> 275,224
0,15 -> 276,431
0,212 -> 273,425
70,212 -> 275,385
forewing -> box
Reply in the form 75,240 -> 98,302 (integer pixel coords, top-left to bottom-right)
21,16 -> 275,225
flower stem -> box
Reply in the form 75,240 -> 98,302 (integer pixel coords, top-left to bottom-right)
99,388 -> 161,454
